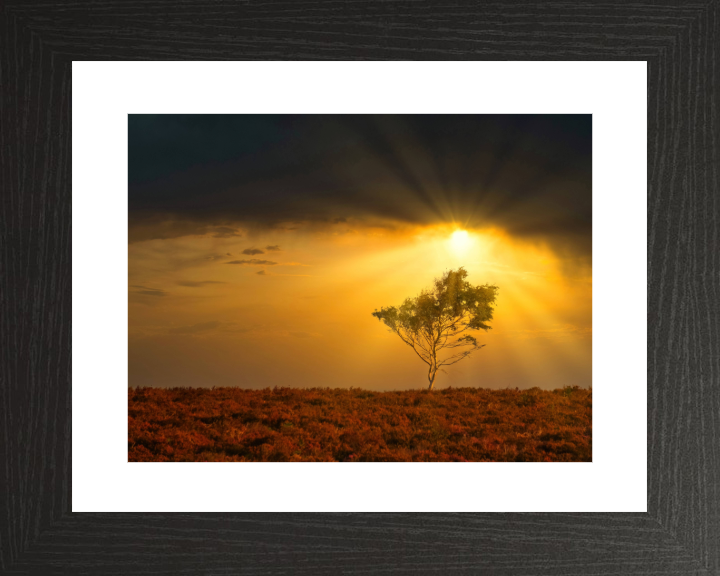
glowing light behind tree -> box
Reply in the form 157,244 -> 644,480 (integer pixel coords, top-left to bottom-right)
372,268 -> 498,390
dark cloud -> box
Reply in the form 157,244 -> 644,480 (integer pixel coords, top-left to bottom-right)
227,259 -> 277,266
256,270 -> 267,276
265,245 -> 281,251
129,115 -> 591,258
128,219 -> 243,244
130,285 -> 167,297
213,227 -> 242,238
242,248 -> 265,255
176,280 -> 227,287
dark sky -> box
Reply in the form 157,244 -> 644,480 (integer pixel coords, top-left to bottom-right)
129,114 -> 591,259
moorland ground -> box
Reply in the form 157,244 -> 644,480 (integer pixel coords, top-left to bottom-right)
129,386 -> 591,462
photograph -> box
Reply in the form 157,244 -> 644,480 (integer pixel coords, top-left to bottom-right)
128,114 -> 592,462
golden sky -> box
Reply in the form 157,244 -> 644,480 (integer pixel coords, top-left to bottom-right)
128,114 -> 592,390
129,222 -> 591,390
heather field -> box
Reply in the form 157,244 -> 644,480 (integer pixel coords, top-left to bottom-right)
129,386 -> 592,462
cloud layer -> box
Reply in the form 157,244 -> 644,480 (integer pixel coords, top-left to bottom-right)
226,259 -> 277,266
131,285 -> 166,297
129,115 -> 591,258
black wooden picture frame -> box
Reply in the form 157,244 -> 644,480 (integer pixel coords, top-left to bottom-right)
2,3 -> 718,574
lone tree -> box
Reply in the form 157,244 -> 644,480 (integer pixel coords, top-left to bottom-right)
372,268 -> 498,390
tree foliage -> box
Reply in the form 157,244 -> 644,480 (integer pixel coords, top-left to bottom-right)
372,268 -> 498,390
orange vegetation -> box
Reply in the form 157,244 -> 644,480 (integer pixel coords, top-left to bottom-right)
128,386 -> 591,462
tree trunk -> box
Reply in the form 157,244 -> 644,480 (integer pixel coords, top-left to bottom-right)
428,347 -> 438,391
427,370 -> 436,391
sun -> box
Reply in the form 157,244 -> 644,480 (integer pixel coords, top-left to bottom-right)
449,229 -> 472,254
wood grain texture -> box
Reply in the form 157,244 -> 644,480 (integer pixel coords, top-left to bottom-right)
1,1 -> 718,574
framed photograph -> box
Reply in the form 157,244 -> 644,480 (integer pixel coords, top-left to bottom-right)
4,4 -> 718,574
126,112 -> 593,465
72,61 -> 645,513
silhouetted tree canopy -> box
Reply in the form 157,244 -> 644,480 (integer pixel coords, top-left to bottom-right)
372,268 -> 498,390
